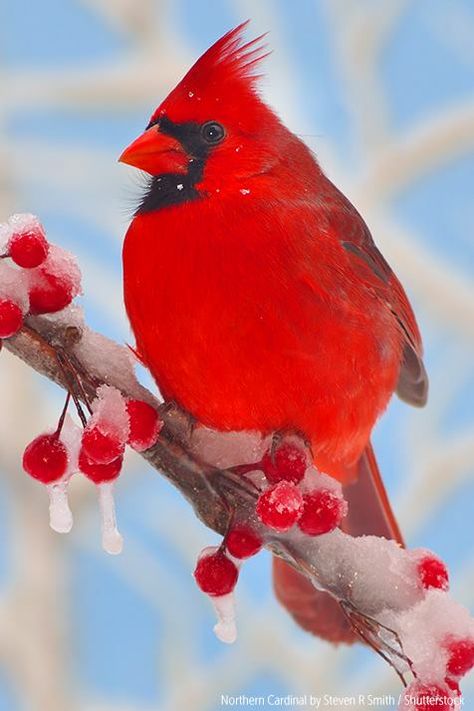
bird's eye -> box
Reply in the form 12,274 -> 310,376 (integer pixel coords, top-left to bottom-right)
201,121 -> 225,145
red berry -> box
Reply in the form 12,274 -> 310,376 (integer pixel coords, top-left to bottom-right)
126,399 -> 162,452
256,481 -> 303,531
0,299 -> 23,338
28,270 -> 73,315
445,636 -> 474,679
81,426 -> 124,464
23,433 -> 68,484
261,441 -> 307,484
298,488 -> 347,536
194,550 -> 238,596
417,555 -> 449,591
445,678 -> 460,695
78,449 -> 123,483
9,229 -> 48,268
401,682 -> 456,710
226,526 -> 262,559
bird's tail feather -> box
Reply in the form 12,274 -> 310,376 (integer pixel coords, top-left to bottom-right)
272,441 -> 403,643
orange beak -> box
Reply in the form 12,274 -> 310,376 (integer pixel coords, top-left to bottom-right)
119,127 -> 188,175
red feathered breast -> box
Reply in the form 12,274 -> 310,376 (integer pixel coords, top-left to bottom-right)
123,195 -> 404,482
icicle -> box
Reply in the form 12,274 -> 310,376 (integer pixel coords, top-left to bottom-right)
48,481 -> 73,533
211,592 -> 237,644
98,482 -> 123,555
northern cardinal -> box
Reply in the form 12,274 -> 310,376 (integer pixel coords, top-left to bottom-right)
120,23 -> 427,643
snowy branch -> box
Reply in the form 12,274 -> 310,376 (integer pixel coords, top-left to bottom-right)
2,315 -> 236,538
1,218 -> 473,698
4,311 -> 474,700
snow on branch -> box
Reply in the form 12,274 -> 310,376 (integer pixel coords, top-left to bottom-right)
3,312 -> 237,536
1,214 -> 474,707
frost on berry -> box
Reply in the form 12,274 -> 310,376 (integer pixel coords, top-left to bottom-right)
256,480 -> 303,531
8,214 -> 49,269
81,427 -> 124,466
0,299 -> 23,338
28,271 -> 73,314
126,399 -> 162,451
379,588 -> 474,689
444,636 -> 474,679
81,385 -> 129,464
78,449 -> 123,483
0,260 -> 29,316
91,385 -> 129,439
28,244 -> 81,315
261,440 -> 307,484
297,488 -> 347,536
225,525 -> 262,559
417,554 -> 449,591
194,548 -> 238,596
23,433 -> 68,484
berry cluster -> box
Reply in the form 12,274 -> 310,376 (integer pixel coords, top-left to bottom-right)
400,552 -> 473,702
194,524 -> 263,597
193,525 -> 264,645
22,384 -> 162,553
192,439 -> 349,642
401,634 -> 474,709
79,389 -> 162,484
0,214 -> 81,340
249,439 -> 348,536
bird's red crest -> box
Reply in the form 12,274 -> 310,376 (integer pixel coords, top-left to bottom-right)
149,21 -> 269,125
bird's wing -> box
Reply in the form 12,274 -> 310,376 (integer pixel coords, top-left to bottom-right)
328,198 -> 428,407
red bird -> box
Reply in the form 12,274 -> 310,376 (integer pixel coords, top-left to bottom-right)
120,23 -> 427,642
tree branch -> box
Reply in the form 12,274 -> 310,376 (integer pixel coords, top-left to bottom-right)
3,315 -> 235,536
5,311 -> 464,689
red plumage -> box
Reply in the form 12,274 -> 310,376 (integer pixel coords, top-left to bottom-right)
121,23 -> 427,641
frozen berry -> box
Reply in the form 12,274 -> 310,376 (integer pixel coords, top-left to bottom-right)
261,441 -> 307,484
226,526 -> 262,559
78,449 -> 123,483
445,636 -> 474,679
9,229 -> 48,268
0,299 -> 23,338
126,399 -> 162,452
28,270 -> 73,315
400,682 -> 457,710
417,555 -> 449,591
445,678 -> 460,695
23,433 -> 68,484
81,426 -> 124,465
256,480 -> 303,532
194,550 -> 238,596
298,488 -> 347,536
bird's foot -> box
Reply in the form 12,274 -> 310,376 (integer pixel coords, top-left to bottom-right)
269,428 -> 311,455
159,400 -> 197,445
230,429 -> 311,486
